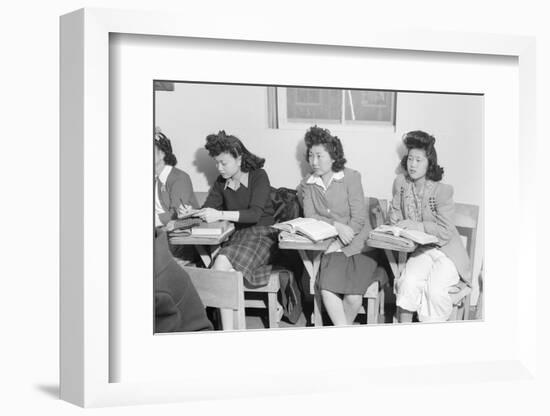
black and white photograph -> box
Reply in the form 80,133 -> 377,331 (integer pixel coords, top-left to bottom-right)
8,0 -> 542,413
153,82 -> 484,332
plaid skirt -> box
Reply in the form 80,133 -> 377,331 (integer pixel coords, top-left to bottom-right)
216,225 -> 278,287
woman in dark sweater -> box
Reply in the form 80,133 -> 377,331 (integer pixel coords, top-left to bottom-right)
196,131 -> 278,329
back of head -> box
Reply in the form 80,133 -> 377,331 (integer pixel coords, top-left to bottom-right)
155,132 -> 178,166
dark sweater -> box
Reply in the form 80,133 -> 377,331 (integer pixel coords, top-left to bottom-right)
202,168 -> 275,227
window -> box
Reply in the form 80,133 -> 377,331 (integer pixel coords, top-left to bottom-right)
268,87 -> 396,130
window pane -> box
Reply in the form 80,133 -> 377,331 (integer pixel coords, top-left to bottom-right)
345,90 -> 394,122
286,88 -> 341,121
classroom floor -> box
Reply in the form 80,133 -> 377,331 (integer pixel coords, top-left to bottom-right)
243,304 -> 479,330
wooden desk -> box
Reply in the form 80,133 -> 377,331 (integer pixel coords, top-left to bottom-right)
169,226 -> 235,267
279,239 -> 332,326
366,239 -> 415,280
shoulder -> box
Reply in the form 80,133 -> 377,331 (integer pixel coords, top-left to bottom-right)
168,167 -> 191,182
300,173 -> 313,187
342,169 -> 363,192
342,168 -> 361,182
213,175 -> 225,186
392,174 -> 407,190
249,168 -> 270,182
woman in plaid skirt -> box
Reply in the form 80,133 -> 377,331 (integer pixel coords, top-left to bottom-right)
195,131 -> 278,329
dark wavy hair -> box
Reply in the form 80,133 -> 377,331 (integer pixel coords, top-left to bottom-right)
204,130 -> 265,172
154,132 -> 177,166
304,125 -> 346,172
400,130 -> 444,181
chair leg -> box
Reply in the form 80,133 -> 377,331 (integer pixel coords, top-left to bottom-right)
267,292 -> 278,328
366,298 -> 376,324
463,294 -> 471,320
378,289 -> 385,322
448,305 -> 458,321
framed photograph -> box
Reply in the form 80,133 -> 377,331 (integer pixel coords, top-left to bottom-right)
60,7 -> 537,408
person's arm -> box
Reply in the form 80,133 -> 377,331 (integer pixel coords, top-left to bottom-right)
172,172 -> 196,209
237,169 -> 271,223
155,213 -> 165,228
422,184 -> 455,244
388,175 -> 404,225
345,171 -> 366,234
158,208 -> 172,226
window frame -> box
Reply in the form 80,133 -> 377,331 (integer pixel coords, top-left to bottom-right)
272,86 -> 397,131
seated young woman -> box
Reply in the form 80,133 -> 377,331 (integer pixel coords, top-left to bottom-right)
196,130 -> 278,328
154,131 -> 200,263
154,131 -> 199,225
300,126 -> 384,326
389,130 -> 470,323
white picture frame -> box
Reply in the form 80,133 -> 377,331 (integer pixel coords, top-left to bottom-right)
60,7 -> 538,408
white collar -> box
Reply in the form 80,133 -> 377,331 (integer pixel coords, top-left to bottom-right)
225,171 -> 249,191
157,165 -> 172,184
306,170 -> 345,191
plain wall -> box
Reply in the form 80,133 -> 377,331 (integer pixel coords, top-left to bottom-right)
155,84 -> 484,300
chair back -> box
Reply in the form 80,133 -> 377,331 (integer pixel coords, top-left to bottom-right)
181,266 -> 246,330
365,197 -> 388,228
453,203 -> 479,279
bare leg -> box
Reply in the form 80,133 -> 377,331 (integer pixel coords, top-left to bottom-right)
398,306 -> 414,323
212,255 -> 236,330
342,294 -> 363,325
321,290 -> 347,326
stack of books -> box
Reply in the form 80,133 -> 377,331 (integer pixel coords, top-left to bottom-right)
169,220 -> 234,243
191,220 -> 233,237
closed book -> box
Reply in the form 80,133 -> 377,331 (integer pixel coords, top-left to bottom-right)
368,230 -> 416,250
191,220 -> 232,236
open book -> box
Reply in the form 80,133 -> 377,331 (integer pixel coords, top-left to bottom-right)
371,224 -> 438,245
272,217 -> 338,243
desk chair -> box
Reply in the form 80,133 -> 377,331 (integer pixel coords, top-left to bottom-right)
475,263 -> 484,319
183,266 -> 246,330
448,203 -> 479,321
242,271 -> 282,328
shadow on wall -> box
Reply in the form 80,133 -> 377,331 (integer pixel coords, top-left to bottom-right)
193,148 -> 219,188
394,142 -> 407,176
295,140 -> 311,181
